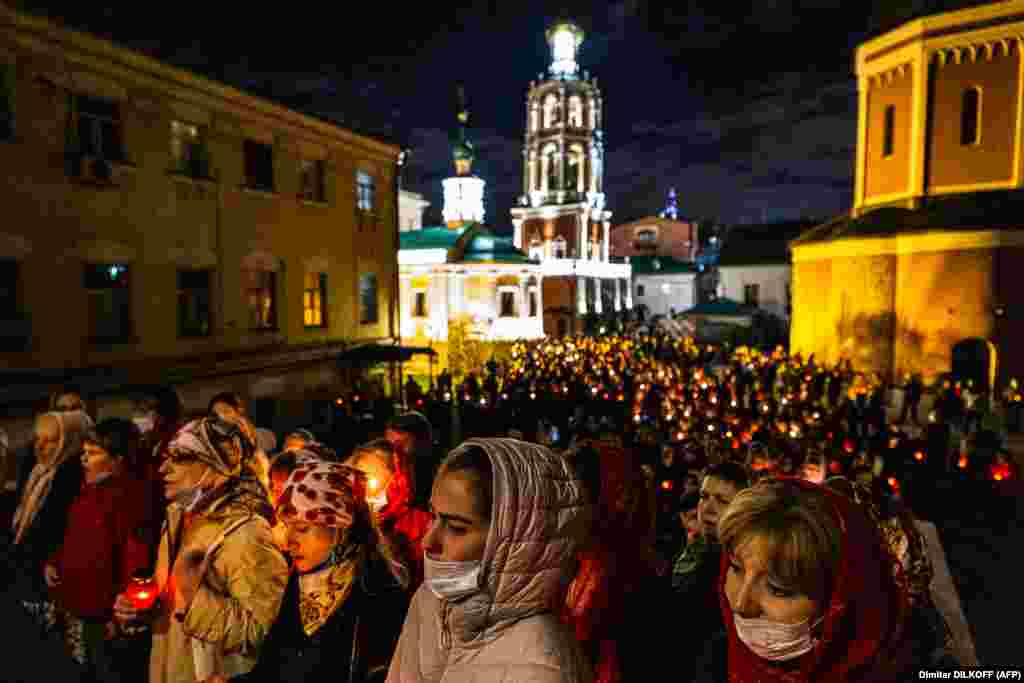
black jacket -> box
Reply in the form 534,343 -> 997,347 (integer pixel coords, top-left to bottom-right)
234,547 -> 409,683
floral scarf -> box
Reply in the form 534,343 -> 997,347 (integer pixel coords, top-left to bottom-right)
297,543 -> 365,636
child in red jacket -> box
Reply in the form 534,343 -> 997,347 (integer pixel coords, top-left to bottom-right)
45,417 -> 152,682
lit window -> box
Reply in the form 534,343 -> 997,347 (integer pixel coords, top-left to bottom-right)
170,121 -> 209,178
543,94 -> 560,128
301,159 -> 327,203
413,290 -> 428,318
85,263 -> 131,343
961,88 -> 980,146
303,272 -> 327,328
177,269 -> 212,337
245,269 -> 277,330
356,171 -> 375,211
568,96 -> 583,127
359,273 -> 378,324
244,140 -> 274,191
882,105 -> 895,158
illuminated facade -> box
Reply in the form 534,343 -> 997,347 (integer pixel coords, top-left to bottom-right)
790,0 -> 1024,387
510,20 -> 631,336
398,92 -> 544,370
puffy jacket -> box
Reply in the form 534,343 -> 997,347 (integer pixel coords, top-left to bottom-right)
387,438 -> 592,683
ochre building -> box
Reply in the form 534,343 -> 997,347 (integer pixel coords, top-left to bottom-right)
791,0 -> 1024,388
0,4 -> 400,440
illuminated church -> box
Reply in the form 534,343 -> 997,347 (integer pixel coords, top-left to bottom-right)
397,90 -> 545,360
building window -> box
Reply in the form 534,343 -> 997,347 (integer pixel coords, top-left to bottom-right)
413,290 -> 428,318
744,283 -> 760,307
73,94 -> 124,161
356,171 -> 375,212
300,158 -> 326,203
529,289 -> 538,317
0,64 -> 13,141
530,105 -> 539,132
244,140 -> 274,192
882,105 -> 894,157
543,94 -> 560,128
499,290 -> 517,318
170,121 -> 210,178
635,228 -> 657,246
303,272 -> 327,328
359,273 -> 378,324
636,284 -> 645,297
567,147 -> 583,193
85,263 -> 131,343
244,270 -> 277,330
552,236 -> 567,259
544,147 -> 559,192
961,87 -> 981,146
568,96 -> 583,127
177,269 -> 212,337
529,241 -> 544,261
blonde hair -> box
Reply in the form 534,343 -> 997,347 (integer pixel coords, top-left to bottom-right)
718,480 -> 841,604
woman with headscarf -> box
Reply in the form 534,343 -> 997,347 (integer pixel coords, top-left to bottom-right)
386,438 -> 591,683
8,410 -> 93,617
697,477 -> 940,683
562,438 -> 659,683
201,460 -> 410,683
112,415 -> 289,683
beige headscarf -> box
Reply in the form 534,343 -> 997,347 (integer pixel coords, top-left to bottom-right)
12,410 -> 93,545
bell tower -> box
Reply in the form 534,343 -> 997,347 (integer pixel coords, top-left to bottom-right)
442,85 -> 485,228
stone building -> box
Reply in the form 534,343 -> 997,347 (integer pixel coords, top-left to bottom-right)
0,3 -> 400,450
509,20 -> 631,336
610,188 -> 700,262
790,0 -> 1024,388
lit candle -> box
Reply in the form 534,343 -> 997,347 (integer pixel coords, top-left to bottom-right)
126,573 -> 159,611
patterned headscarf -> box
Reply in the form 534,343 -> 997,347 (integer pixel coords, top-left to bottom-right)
275,461 -> 366,529
167,415 -> 257,478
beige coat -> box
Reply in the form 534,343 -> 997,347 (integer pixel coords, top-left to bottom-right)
387,438 -> 592,683
149,487 -> 289,683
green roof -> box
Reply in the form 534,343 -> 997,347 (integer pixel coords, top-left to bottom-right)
461,232 -> 534,263
629,255 -> 696,275
792,190 -> 1024,246
681,298 -> 753,317
399,226 -> 466,251
718,221 -> 816,266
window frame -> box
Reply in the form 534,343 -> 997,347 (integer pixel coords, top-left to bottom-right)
303,271 -> 328,329
176,269 -> 213,338
497,287 -> 518,318
245,269 -> 278,331
359,272 -> 379,325
243,139 -> 275,193
637,283 -> 645,298
300,158 -> 327,204
882,105 -> 895,158
960,87 -> 981,147
84,262 -> 133,344
356,170 -> 375,213
412,289 -> 428,318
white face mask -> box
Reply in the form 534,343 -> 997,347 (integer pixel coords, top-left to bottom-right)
173,467 -> 213,512
423,553 -> 482,601
733,612 -> 825,662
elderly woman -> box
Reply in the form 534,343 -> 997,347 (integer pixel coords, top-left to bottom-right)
8,410 -> 93,616
387,438 -> 591,683
113,416 -> 289,683
698,478 -> 940,682
201,460 -> 410,683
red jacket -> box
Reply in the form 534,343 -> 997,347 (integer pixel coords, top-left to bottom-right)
376,466 -> 432,587
49,473 -> 153,619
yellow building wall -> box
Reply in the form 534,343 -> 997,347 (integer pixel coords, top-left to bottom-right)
789,260 -> 834,364
0,15 -> 397,373
864,72 -> 913,201
927,47 -> 1020,190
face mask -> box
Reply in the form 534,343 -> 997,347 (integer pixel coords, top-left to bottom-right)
366,491 -> 388,513
173,467 -> 212,512
733,612 -> 825,662
133,413 -> 156,434
423,553 -> 482,601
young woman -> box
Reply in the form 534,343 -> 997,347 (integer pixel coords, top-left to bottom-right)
387,438 -> 591,683
204,460 -> 410,683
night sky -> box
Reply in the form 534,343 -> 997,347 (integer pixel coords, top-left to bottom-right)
17,0 -> 993,231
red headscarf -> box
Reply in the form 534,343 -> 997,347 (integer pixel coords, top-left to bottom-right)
562,439 -> 658,683
719,478 -> 913,683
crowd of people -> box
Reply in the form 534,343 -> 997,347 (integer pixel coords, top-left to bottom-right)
0,332 -> 1000,683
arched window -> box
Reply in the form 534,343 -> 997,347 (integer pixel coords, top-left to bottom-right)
543,94 -> 560,128
568,96 -> 583,127
961,87 -> 981,146
567,146 -> 583,193
544,146 -> 559,192
552,236 -> 567,259
530,104 -> 540,132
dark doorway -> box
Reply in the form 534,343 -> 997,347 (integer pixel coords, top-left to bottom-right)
951,338 -> 995,391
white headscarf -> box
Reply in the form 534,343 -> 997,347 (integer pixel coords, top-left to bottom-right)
12,410 -> 93,545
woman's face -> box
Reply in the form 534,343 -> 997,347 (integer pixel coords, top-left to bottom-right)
34,417 -> 61,465
424,470 -> 490,562
158,449 -> 210,502
81,442 -> 117,482
210,401 -> 241,422
285,521 -> 338,573
725,535 -> 819,625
